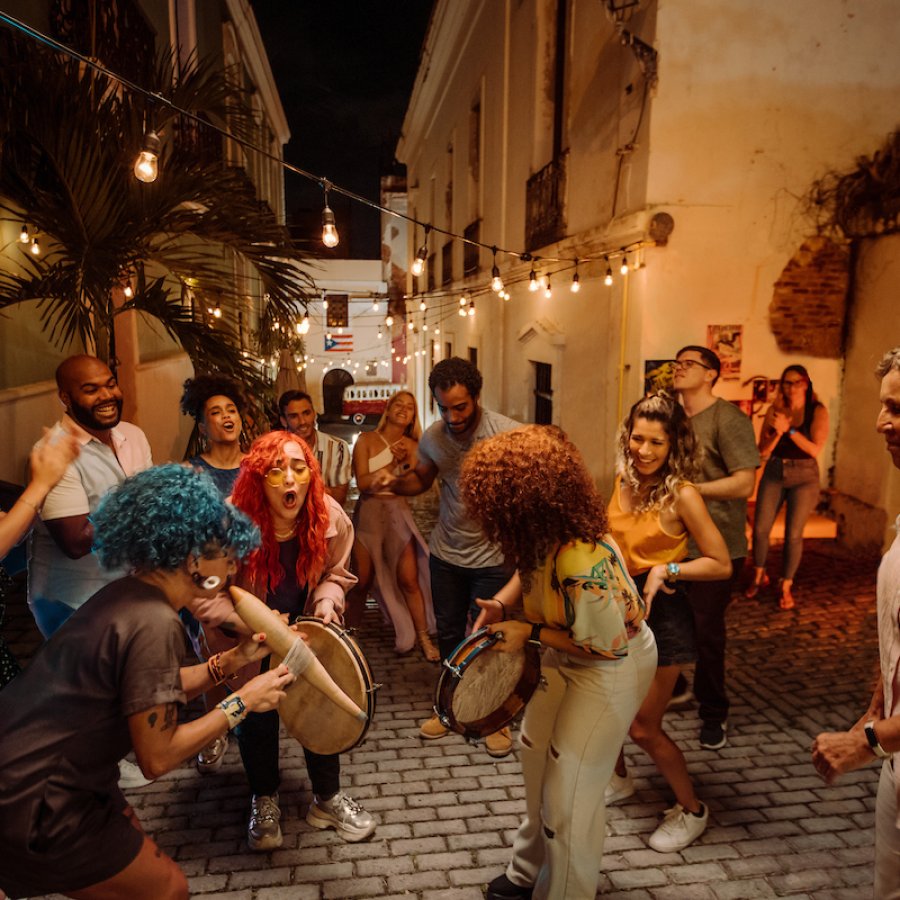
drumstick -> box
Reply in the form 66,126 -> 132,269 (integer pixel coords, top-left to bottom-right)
229,586 -> 367,722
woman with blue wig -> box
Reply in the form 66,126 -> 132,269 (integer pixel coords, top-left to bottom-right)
0,464 -> 295,900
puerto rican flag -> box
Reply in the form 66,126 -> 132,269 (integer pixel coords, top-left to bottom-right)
325,334 -> 353,352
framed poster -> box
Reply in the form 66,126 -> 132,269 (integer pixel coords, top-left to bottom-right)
644,359 -> 676,395
707,324 -> 742,380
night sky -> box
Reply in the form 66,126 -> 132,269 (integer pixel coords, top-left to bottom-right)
250,2 -> 434,259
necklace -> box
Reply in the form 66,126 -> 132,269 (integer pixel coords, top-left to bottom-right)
274,522 -> 298,540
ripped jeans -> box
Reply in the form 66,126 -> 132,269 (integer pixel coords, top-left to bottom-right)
505,623 -> 657,899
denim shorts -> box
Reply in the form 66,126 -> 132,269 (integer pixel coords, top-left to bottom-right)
633,572 -> 696,666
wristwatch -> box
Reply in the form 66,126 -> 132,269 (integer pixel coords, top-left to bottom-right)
528,622 -> 544,646
864,720 -> 892,759
665,562 -> 681,583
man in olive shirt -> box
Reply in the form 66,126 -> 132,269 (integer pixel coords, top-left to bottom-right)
673,345 -> 760,749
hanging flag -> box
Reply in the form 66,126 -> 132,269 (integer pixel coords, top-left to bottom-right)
325,334 -> 353,352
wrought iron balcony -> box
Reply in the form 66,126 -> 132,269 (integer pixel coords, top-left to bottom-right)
525,153 -> 567,251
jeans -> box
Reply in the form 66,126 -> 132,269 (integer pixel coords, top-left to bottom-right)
506,624 -> 657,899
752,457 -> 820,581
428,555 -> 513,661
687,559 -> 743,725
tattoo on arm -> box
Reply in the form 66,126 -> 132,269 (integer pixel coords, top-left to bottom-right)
161,704 -> 177,732
147,711 -> 158,728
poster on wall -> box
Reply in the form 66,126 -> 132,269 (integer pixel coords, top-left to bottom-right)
644,359 -> 676,395
707,324 -> 742,380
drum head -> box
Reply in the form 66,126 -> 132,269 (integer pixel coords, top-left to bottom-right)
435,628 -> 541,740
276,617 -> 375,755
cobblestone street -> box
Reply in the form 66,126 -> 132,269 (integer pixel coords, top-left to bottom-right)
4,492 -> 886,898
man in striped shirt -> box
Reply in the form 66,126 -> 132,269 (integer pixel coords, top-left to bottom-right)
278,391 -> 351,505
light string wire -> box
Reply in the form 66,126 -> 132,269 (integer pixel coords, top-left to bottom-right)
0,10 -> 644,271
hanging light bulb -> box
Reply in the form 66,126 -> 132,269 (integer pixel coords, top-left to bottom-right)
30,237 -> 40,256
411,225 -> 430,277
123,283 -> 134,299
419,299 -> 427,312
490,247 -> 503,292
213,306 -> 222,319
323,297 -> 329,310
326,331 -> 333,340
321,185 -> 339,248
604,264 -> 614,287
458,304 -> 467,317
297,312 -> 310,335
407,319 -> 414,331
570,272 -> 580,293
468,300 -> 476,317
459,295 -> 467,307
133,129 -> 161,183
528,268 -> 539,292
544,277 -> 552,299
377,327 -> 383,340
385,314 -> 394,327
620,253 -> 629,276
19,225 -> 29,244
372,299 -> 380,312
434,326 -> 440,336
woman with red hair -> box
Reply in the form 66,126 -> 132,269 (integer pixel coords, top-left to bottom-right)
228,431 -> 376,851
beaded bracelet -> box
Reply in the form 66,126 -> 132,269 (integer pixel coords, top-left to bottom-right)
207,652 -> 229,686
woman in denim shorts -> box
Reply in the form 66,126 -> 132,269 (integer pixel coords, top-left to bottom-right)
607,393 -> 732,854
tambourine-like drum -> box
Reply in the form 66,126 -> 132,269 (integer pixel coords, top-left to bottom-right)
275,617 -> 376,755
435,628 -> 541,741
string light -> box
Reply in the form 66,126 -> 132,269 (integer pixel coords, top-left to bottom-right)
123,282 -> 134,299
321,184 -> 339,248
371,299 -> 379,312
467,300 -> 476,317
490,247 -> 503,293
604,263 -> 613,286
544,277 -> 552,299
434,326 -> 440,336
458,304 -> 467,317
133,128 -> 161,183
411,225 -> 430,277
620,252 -> 629,276
459,295 -> 467,307
419,299 -> 426,312
19,225 -> 29,244
377,327 -> 383,340
528,267 -> 539,292
571,260 -> 581,293
407,320 -> 414,331
297,312 -> 310,335
385,314 -> 394,326
30,237 -> 40,255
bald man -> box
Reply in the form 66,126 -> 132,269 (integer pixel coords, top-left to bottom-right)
28,355 -> 152,638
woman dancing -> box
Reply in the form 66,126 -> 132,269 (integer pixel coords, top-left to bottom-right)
747,365 -> 828,609
227,431 -> 375,850
461,425 -> 657,900
0,465 -> 292,899
345,390 -> 437,660
607,393 -> 731,853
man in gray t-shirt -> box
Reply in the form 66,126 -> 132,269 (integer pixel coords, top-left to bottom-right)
378,358 -> 518,755
674,345 -> 760,751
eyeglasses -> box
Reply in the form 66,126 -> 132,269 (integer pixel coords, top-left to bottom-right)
673,359 -> 713,371
264,461 -> 311,487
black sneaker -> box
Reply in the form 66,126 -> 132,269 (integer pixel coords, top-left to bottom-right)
486,872 -> 533,900
699,720 -> 728,750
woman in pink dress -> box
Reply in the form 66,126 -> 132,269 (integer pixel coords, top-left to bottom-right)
346,391 -> 437,660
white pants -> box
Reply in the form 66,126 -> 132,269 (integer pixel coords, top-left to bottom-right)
876,758 -> 900,899
506,623 -> 657,899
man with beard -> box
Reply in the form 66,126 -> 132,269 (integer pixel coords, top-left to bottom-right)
28,355 -> 152,638
373,357 -> 519,757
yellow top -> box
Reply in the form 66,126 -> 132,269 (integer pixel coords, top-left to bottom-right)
607,476 -> 688,576
523,538 -> 646,659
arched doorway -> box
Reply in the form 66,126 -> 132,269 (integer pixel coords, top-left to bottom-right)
322,368 -> 353,421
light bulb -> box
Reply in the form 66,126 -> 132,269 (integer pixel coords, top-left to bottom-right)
407,320 -> 414,331
620,258 -> 629,276
30,237 -> 40,255
372,300 -> 380,312
123,284 -> 134,299
326,331 -> 333,340
528,268 -> 539,292
19,225 -> 29,244
213,306 -> 222,318
323,298 -> 329,310
459,296 -> 467,306
468,301 -> 475,317
385,314 -> 394,327
419,300 -> 426,312
411,246 -> 427,277
297,313 -> 310,335
459,306 -> 467,317
544,278 -> 552,299
423,323 -> 429,331
604,266 -> 613,287
133,130 -> 161,183
491,265 -> 503,293
434,327 -> 440,335
571,272 -> 580,293
321,204 -> 339,248
377,328 -> 383,340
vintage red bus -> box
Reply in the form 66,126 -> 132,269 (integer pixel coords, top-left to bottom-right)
341,382 -> 407,425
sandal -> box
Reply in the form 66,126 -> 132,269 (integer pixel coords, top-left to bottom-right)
417,631 -> 440,663
744,573 -> 770,599
778,580 -> 795,610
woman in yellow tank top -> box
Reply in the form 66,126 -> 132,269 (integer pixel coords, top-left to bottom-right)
608,393 -> 731,854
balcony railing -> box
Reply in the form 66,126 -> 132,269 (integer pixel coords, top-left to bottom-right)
525,153 -> 567,251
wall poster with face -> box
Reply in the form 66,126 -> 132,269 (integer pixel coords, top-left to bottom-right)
706,324 -> 742,380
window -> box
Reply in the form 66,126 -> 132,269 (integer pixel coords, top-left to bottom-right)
533,362 -> 553,424
463,221 -> 481,275
325,294 -> 348,329
442,241 -> 453,286
468,346 -> 478,369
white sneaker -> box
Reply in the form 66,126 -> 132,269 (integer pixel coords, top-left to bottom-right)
648,802 -> 708,852
605,770 -> 635,805
118,758 -> 153,789
248,793 -> 283,851
307,791 -> 376,842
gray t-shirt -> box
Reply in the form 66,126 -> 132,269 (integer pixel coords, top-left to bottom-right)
418,407 -> 519,568
688,398 -> 760,560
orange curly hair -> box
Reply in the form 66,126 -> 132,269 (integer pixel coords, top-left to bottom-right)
231,431 -> 329,593
459,425 -> 609,581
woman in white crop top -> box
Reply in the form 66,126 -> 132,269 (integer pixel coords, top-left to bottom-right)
346,391 -> 437,660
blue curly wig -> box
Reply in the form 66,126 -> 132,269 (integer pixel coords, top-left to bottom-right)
92,464 -> 260,571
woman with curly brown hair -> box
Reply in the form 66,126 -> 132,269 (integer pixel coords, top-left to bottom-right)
607,393 -> 731,854
460,425 -> 657,900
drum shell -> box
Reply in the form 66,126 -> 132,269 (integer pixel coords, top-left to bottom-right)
276,617 -> 376,755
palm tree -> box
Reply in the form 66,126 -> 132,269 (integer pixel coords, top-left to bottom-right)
0,28 -> 315,396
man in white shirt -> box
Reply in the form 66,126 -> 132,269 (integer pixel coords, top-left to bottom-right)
28,355 -> 153,638
278,390 -> 351,505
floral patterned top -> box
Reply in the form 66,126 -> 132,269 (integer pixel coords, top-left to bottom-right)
523,538 -> 646,659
